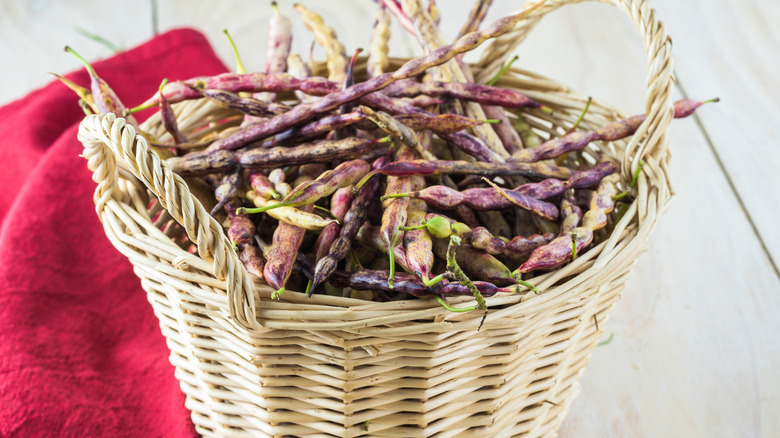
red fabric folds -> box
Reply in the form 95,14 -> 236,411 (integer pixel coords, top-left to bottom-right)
0,28 -> 228,437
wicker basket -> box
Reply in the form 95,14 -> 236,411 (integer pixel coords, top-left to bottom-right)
76,0 -> 674,435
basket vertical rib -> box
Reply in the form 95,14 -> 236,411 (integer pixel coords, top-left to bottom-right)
76,0 -> 674,435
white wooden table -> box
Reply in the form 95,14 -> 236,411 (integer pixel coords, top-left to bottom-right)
2,0 -> 777,436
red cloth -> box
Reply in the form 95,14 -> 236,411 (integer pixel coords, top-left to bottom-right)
0,29 -> 229,437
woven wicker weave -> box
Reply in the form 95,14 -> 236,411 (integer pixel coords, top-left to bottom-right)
76,0 -> 674,436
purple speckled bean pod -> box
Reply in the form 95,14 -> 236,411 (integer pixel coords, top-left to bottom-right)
65,46 -> 140,129
558,190 -> 581,236
263,203 -> 313,291
517,173 -> 620,273
239,241 -> 265,280
268,111 -> 375,146
383,78 -> 543,110
247,171 -> 278,200
168,137 -> 382,176
358,91 -> 498,162
327,269 -> 512,297
378,160 -> 614,210
424,219 -> 553,259
394,113 -> 485,135
278,159 -> 371,208
225,200 -> 255,246
369,159 -> 575,180
486,183 -> 559,221
457,0 -> 493,38
380,146 -> 417,282
514,99 -> 718,162
454,205 -> 481,229
386,184 -> 559,219
403,175 -> 434,283
380,0 -> 417,35
211,166 -> 242,216
199,1 -> 546,152
262,165 -> 327,293
183,83 -> 291,117
465,226 -> 506,255
311,157 -> 389,290
158,80 -> 187,145
252,1 -> 292,105
313,187 -> 354,264
504,232 -> 556,258
563,161 -> 618,189
402,95 -> 444,107
482,104 -> 521,154
137,72 -> 337,109
337,49 -> 363,130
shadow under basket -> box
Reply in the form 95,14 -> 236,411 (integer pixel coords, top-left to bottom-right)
76,0 -> 676,435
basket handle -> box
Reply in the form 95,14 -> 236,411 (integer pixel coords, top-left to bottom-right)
476,0 -> 675,180
78,114 -> 262,331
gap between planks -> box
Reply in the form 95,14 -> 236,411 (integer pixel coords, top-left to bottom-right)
676,76 -> 780,280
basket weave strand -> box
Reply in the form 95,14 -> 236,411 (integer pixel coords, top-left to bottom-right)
76,0 -> 674,435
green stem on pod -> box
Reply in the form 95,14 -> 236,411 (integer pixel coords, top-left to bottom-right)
486,55 -> 518,86
223,28 -> 247,74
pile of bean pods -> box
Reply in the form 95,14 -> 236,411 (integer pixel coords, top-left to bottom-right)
63,1 -> 716,312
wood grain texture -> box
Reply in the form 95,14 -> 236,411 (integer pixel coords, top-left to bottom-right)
650,0 -> 780,272
1,0 -> 778,436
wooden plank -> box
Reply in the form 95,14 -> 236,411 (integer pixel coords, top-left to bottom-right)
0,1 -> 153,104
650,0 -> 780,272
457,2 -> 779,437
559,113 -> 780,438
